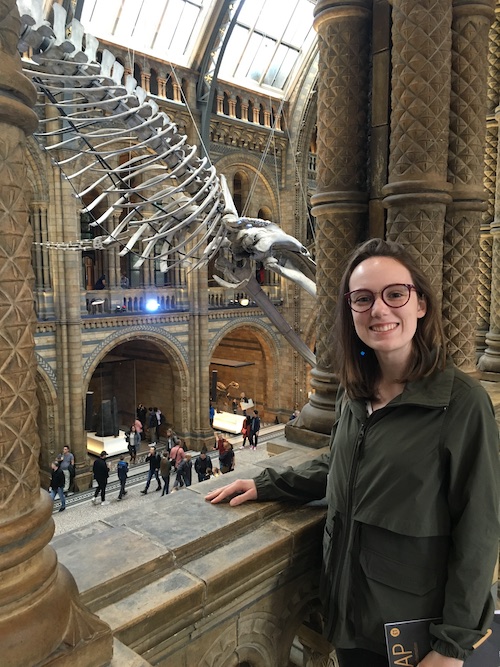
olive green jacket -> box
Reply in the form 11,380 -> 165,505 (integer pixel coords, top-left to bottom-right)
254,362 -> 500,660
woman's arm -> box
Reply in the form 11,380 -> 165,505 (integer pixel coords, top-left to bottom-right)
206,451 -> 330,506
431,381 -> 499,660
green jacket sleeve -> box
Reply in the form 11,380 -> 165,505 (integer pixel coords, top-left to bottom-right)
430,382 -> 500,661
254,389 -> 345,502
254,450 -> 330,502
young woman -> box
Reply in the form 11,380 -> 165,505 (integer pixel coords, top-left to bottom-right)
125,424 -> 140,464
206,239 -> 500,667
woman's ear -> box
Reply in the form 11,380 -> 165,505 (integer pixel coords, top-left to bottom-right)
417,295 -> 427,319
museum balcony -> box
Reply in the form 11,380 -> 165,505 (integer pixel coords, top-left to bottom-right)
84,287 -> 190,316
51,437 -> 330,666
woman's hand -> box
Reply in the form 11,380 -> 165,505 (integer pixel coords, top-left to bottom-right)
417,651 -> 463,667
205,479 -> 257,506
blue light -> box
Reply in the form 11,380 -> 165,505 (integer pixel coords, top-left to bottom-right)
146,299 -> 159,312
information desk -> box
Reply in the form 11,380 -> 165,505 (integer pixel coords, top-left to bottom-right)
87,430 -> 128,456
212,411 -> 246,435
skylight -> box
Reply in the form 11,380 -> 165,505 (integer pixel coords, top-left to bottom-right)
218,0 -> 316,95
77,0 -> 316,97
79,0 -> 211,67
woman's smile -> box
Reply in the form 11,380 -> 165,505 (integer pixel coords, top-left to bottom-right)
369,322 -> 399,333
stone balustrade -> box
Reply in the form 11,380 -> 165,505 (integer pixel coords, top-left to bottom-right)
51,439 -> 329,666
85,287 -> 189,316
208,284 -> 282,309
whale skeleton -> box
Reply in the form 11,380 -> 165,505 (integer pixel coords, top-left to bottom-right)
17,0 -> 316,367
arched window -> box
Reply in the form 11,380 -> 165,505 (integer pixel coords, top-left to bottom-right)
133,63 -> 141,87
166,75 -> 174,100
150,68 -> 159,96
223,92 -> 230,116
233,171 -> 250,216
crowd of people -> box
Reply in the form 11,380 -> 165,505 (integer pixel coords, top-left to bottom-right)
48,395 -> 272,510
48,417 -> 258,507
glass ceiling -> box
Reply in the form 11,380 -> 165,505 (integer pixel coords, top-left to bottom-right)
78,0 -> 317,98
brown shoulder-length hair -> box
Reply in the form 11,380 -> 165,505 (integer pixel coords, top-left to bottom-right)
334,238 -> 447,399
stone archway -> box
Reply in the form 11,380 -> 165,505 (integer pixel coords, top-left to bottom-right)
209,322 -> 285,422
83,331 -> 190,438
35,365 -> 59,485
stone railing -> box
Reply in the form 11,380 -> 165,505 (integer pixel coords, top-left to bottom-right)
85,287 -> 189,315
208,284 -> 283,309
51,438 -> 330,666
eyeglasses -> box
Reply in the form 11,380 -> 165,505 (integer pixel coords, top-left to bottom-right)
345,283 -> 418,312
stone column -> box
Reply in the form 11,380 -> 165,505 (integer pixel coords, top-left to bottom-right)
479,111 -> 500,371
478,6 -> 500,372
187,262 -> 213,451
383,0 -> 453,290
0,1 -> 112,664
444,0 -> 494,372
107,214 -> 121,288
479,9 -> 499,359
290,0 -> 372,439
478,222 -> 493,359
50,163 -> 89,477
158,76 -> 167,98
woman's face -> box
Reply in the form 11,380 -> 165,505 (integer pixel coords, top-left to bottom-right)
348,256 -> 427,367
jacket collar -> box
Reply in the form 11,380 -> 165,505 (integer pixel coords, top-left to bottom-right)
349,358 -> 455,420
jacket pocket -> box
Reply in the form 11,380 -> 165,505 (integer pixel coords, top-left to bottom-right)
352,526 -> 448,648
360,547 -> 438,596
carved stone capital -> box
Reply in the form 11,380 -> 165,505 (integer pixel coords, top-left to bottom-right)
0,1 -> 37,133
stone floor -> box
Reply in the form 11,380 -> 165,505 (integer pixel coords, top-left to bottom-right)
50,424 -> 284,538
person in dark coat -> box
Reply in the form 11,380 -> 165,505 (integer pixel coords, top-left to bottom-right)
136,403 -> 147,437
49,460 -> 66,512
147,407 -> 158,443
173,454 -> 192,490
194,451 -> 212,482
160,451 -> 171,496
141,446 -> 161,494
92,450 -> 109,505
93,274 -> 106,289
116,455 -> 128,500
249,410 -> 260,450
219,442 -> 234,474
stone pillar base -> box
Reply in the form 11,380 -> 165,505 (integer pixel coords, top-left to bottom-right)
38,565 -> 113,667
285,421 -> 330,448
186,432 -> 216,452
478,333 -> 500,372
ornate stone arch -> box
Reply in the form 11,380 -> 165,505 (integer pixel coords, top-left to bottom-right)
26,136 -> 49,203
35,363 -> 59,474
214,153 -> 278,221
209,317 -> 282,415
82,327 -> 190,433
277,575 -> 323,666
198,611 -> 281,667
209,318 -> 281,358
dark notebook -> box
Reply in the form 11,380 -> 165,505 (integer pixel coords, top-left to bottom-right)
385,610 -> 500,667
